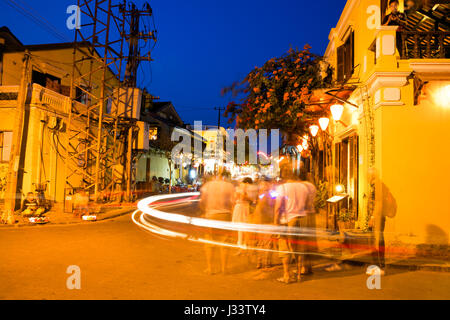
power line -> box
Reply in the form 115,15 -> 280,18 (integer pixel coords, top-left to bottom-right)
1,0 -> 71,42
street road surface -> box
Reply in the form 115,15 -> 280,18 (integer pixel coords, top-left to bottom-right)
0,213 -> 449,300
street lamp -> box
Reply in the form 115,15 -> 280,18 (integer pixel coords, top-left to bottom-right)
330,104 -> 344,121
319,117 -> 330,131
309,125 -> 319,137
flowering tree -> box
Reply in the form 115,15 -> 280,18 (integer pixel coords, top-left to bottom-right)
222,45 -> 332,145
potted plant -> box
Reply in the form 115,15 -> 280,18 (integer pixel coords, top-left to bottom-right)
337,208 -> 354,231
314,180 -> 329,229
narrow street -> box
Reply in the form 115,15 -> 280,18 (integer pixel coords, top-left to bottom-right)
1,214 -> 448,300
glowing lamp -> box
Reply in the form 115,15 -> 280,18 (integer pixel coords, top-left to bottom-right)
433,84 -> 450,107
296,144 -> 303,153
330,104 -> 344,121
309,125 -> 319,137
302,139 -> 308,150
335,184 -> 345,194
319,117 -> 330,131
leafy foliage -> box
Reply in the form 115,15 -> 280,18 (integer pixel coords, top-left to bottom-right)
222,45 -> 333,140
314,180 -> 329,210
337,208 -> 353,222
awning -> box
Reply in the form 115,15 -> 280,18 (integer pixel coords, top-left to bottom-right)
304,85 -> 357,115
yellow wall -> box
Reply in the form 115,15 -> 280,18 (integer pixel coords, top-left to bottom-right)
136,153 -> 174,182
2,47 -> 119,104
0,45 -> 120,205
325,0 -> 450,245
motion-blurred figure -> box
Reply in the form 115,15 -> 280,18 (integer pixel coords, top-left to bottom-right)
274,166 -> 311,283
73,189 -> 90,218
252,179 -> 275,269
232,177 -> 253,250
367,167 -> 397,276
200,172 -> 235,274
300,172 -> 317,275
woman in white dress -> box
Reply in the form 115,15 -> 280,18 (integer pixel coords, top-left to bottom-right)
232,177 -> 253,248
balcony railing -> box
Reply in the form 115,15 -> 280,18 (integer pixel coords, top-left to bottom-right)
0,84 -> 88,114
30,84 -> 72,113
400,31 -> 450,59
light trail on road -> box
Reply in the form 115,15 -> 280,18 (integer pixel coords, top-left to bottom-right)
132,193 -> 416,258
132,192 -> 347,258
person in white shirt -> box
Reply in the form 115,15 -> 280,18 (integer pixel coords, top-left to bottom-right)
200,172 -> 235,275
274,166 -> 310,283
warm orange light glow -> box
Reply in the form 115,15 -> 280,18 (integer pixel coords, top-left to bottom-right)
302,139 -> 308,150
335,184 -> 345,194
433,84 -> 450,107
309,125 -> 319,137
330,104 -> 344,121
296,144 -> 303,153
319,117 -> 330,131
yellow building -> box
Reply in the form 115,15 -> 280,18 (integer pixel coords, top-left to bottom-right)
320,0 -> 449,252
0,27 -> 119,209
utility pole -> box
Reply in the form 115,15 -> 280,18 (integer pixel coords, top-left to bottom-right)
2,51 -> 30,224
214,106 -> 224,130
66,0 -> 156,206
213,107 -> 224,174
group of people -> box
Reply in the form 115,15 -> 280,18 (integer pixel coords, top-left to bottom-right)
199,165 -> 318,284
21,192 -> 46,217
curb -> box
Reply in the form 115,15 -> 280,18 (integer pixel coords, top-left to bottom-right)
0,207 -> 135,229
315,258 -> 450,273
386,261 -> 450,273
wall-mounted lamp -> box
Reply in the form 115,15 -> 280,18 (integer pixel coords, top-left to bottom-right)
319,117 -> 330,131
330,104 -> 344,121
309,125 -> 319,137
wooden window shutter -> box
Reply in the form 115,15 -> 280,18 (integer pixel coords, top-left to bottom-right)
337,45 -> 345,83
350,30 -> 354,77
342,30 -> 355,82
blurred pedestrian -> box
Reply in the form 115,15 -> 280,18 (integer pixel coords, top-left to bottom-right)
200,172 -> 235,274
232,177 -> 253,251
299,172 -> 317,275
367,167 -> 397,276
274,165 -> 310,283
73,189 -> 89,218
252,179 -> 275,269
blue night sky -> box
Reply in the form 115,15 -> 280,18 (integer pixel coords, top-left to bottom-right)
0,0 -> 347,126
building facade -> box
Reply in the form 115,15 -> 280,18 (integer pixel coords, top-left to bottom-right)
322,0 -> 449,251
0,27 -> 121,209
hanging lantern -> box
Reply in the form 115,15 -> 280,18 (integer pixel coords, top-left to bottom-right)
330,104 -> 344,121
302,139 -> 308,150
309,125 -> 319,137
319,117 -> 330,131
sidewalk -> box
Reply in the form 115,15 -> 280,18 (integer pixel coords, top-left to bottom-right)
0,202 -> 137,228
